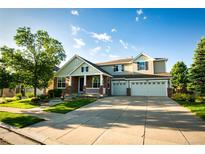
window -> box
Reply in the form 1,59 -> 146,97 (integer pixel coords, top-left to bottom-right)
92,76 -> 100,88
81,66 -> 89,72
113,65 -> 124,72
137,61 -> 148,70
57,77 -> 66,89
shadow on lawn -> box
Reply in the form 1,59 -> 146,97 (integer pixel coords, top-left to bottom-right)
19,96 -> 205,132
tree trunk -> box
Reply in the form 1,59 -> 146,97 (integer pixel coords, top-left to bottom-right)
34,86 -> 37,97
0,89 -> 3,97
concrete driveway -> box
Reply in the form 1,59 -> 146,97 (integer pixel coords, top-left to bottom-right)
22,96 -> 205,145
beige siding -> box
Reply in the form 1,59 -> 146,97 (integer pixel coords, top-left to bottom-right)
71,63 -> 101,76
154,61 -> 166,73
56,57 -> 83,77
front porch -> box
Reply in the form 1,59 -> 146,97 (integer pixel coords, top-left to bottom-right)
54,74 -> 111,97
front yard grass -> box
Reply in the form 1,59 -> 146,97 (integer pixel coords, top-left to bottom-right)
44,98 -> 96,114
0,111 -> 44,128
0,98 -> 39,109
177,101 -> 205,120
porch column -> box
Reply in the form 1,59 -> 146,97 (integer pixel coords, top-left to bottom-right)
83,75 -> 87,93
99,74 -> 104,95
100,74 -> 103,86
69,76 -> 72,96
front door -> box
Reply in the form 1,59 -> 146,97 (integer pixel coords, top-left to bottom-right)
79,77 -> 84,93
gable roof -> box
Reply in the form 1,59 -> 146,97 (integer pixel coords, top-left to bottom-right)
78,55 -> 112,77
133,52 -> 155,61
96,57 -> 133,66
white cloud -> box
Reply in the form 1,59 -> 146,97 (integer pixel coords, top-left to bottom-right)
105,46 -> 111,53
119,40 -> 128,49
143,16 -> 147,20
135,17 -> 139,22
91,32 -> 112,42
71,10 -> 79,16
90,46 -> 102,56
131,45 -> 139,51
111,28 -> 117,32
70,25 -> 80,35
136,9 -> 143,16
73,38 -> 85,49
108,54 -> 119,59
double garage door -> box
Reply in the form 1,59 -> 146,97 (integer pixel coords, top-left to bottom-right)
112,80 -> 168,96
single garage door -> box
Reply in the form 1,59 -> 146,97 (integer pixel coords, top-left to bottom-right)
131,80 -> 167,96
112,81 -> 127,96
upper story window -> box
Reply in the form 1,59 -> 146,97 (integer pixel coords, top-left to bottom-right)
113,65 -> 124,72
137,61 -> 148,70
57,77 -> 66,89
92,76 -> 100,88
81,66 -> 89,72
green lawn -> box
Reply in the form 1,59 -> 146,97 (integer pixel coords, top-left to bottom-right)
44,98 -> 96,114
177,101 -> 205,120
0,98 -> 39,109
0,111 -> 44,128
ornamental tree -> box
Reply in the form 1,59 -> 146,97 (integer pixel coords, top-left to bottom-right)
1,27 -> 66,97
170,61 -> 188,93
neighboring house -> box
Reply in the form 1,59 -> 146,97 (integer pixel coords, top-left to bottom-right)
53,53 -> 172,97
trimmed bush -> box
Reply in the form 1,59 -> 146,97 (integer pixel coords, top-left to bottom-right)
26,92 -> 34,98
31,97 -> 40,105
195,96 -> 205,103
15,93 -> 22,100
172,93 -> 195,102
53,89 -> 62,97
37,94 -> 48,100
5,97 -> 18,102
48,89 -> 62,98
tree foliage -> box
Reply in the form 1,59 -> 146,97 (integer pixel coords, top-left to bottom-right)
189,37 -> 205,96
1,27 -> 66,96
170,61 -> 188,92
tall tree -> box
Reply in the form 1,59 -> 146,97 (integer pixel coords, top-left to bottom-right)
170,61 -> 188,93
189,37 -> 205,96
1,27 -> 66,97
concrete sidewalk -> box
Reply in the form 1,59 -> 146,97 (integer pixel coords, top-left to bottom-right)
1,96 -> 205,144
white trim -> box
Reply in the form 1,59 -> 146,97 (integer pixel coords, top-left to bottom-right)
57,77 -> 66,89
112,77 -> 171,81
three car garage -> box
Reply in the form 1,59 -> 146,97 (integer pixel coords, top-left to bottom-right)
111,80 -> 169,96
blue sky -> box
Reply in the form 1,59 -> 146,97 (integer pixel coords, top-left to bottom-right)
0,8 -> 205,71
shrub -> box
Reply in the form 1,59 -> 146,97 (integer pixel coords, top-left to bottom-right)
5,97 -> 17,102
195,96 -> 205,103
172,93 -> 195,102
48,89 -> 62,98
37,94 -> 48,100
26,92 -> 34,98
15,93 -> 22,100
31,97 -> 40,105
48,89 -> 54,98
53,89 -> 62,97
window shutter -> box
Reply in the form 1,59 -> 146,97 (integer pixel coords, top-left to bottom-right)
121,65 -> 124,71
137,62 -> 140,70
86,66 -> 89,72
145,62 -> 148,70
81,67 -> 84,72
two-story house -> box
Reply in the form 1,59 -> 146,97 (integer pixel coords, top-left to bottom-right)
54,53 -> 171,97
